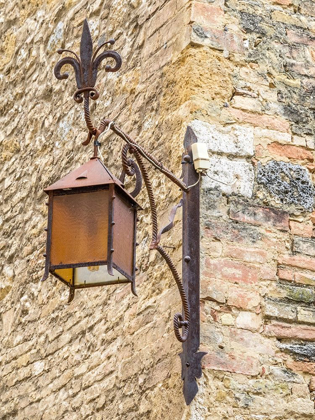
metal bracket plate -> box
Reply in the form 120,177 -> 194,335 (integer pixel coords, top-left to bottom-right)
179,127 -> 206,405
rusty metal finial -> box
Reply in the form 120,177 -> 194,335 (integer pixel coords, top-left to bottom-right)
54,19 -> 122,149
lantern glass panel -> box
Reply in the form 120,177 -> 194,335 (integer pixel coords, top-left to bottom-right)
53,266 -> 128,286
113,192 -> 135,277
51,189 -> 109,266
74,266 -> 127,285
55,268 -> 73,283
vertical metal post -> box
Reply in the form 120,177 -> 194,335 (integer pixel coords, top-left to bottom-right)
180,127 -> 206,405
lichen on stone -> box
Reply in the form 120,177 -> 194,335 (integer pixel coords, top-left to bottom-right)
257,160 -> 315,212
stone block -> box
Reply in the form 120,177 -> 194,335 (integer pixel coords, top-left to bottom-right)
277,267 -> 294,281
191,25 -> 245,53
221,313 -> 235,325
295,272 -> 315,285
264,300 -> 297,321
191,2 -> 224,28
229,108 -> 290,132
204,219 -> 263,247
201,277 -> 227,303
223,246 -> 268,264
205,258 -> 260,284
190,120 -> 254,156
293,237 -> 315,256
298,308 -> 315,324
264,322 -> 315,341
277,284 -> 315,304
290,221 -> 314,237
279,254 -> 315,272
203,156 -> 254,198
202,351 -> 260,376
230,200 -> 289,231
236,311 -> 262,331
257,161 -> 314,212
278,342 -> 315,363
268,142 -> 314,161
227,286 -> 260,310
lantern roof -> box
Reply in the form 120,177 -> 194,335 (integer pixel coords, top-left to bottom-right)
44,157 -> 141,207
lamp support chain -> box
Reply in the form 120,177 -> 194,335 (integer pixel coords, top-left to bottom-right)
53,19 -> 205,404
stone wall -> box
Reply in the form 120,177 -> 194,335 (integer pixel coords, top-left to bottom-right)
193,0 -> 315,418
1,0 -> 315,419
0,1 -> 192,419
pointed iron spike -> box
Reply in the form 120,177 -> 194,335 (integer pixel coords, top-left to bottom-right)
80,19 -> 93,86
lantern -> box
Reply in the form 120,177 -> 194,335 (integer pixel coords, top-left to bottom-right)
41,157 -> 140,298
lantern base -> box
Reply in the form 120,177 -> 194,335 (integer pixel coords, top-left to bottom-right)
51,265 -> 137,296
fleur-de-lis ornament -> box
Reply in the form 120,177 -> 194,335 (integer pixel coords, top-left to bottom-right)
54,19 -> 122,146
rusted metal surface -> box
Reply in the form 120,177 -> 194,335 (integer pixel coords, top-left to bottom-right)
45,157 -> 141,209
54,19 -> 122,145
100,120 -> 189,192
42,170 -> 138,292
120,144 -> 142,198
41,191 -> 53,282
157,200 -> 183,244
119,140 -> 190,342
179,127 -> 206,405
107,184 -> 115,276
50,19 -> 204,403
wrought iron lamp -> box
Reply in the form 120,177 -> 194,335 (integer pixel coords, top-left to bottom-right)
41,19 -> 206,405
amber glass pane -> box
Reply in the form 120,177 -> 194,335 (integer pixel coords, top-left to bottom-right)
55,268 -> 73,284
51,190 -> 109,266
112,191 -> 135,277
74,266 -> 127,286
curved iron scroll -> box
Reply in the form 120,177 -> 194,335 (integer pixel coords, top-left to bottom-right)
53,20 -> 192,342
120,144 -> 142,198
54,19 -> 122,142
116,142 -> 190,342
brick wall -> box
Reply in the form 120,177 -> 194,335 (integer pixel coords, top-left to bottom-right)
1,0 -> 315,419
193,0 -> 315,418
0,1 -> 192,419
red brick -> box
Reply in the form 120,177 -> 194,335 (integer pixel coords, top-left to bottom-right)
287,29 -> 315,47
229,108 -> 290,132
230,201 -> 289,231
145,0 -> 177,39
229,328 -> 275,356
290,220 -> 314,237
202,351 -> 260,376
295,272 -> 315,285
286,360 -> 315,375
204,219 -> 263,245
277,268 -> 294,281
236,311 -> 262,331
309,376 -> 315,392
201,277 -> 227,303
194,27 -> 244,53
264,321 -> 315,341
227,286 -> 260,310
205,259 -> 259,284
272,0 -> 292,5
268,142 -> 314,162
191,3 -> 224,28
278,254 -> 315,272
255,144 -> 266,158
223,246 -> 268,264
260,265 -> 277,281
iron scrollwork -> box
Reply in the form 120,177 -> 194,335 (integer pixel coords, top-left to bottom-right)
53,19 -> 204,404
